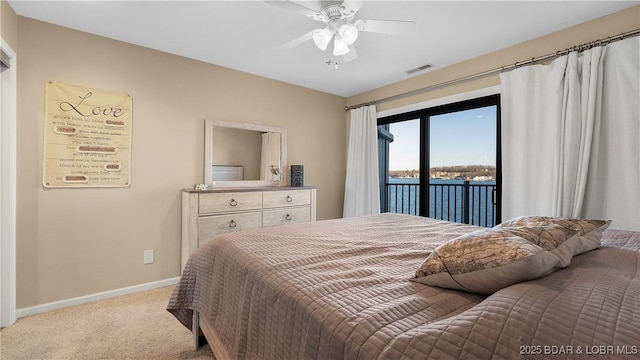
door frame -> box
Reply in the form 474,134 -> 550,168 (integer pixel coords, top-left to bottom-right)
0,38 -> 17,327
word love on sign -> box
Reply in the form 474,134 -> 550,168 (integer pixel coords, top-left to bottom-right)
43,81 -> 133,188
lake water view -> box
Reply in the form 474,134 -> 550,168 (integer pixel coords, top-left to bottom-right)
386,178 -> 497,227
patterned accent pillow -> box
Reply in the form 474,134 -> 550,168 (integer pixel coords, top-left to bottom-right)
412,224 -> 579,294
497,216 -> 611,257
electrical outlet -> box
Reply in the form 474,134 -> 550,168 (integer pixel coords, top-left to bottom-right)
144,249 -> 154,264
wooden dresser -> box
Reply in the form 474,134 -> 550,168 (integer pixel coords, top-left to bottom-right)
181,186 -> 316,270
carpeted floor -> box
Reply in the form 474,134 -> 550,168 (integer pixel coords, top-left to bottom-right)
0,285 -> 214,360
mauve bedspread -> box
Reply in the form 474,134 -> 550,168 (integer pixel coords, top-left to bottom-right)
167,213 -> 639,359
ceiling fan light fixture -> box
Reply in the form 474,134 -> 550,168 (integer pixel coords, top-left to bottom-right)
312,28 -> 333,51
338,24 -> 358,45
333,37 -> 350,56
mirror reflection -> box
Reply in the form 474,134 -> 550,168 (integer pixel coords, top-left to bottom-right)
212,127 -> 262,180
204,119 -> 287,187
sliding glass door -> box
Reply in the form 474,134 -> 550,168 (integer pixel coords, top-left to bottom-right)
377,95 -> 501,227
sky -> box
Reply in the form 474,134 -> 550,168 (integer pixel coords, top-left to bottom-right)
388,105 -> 497,170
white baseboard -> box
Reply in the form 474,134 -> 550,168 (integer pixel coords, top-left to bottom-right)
16,277 -> 180,319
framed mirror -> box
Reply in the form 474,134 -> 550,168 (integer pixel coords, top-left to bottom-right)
204,119 -> 287,188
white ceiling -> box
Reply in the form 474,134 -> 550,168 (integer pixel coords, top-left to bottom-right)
7,0 -> 638,97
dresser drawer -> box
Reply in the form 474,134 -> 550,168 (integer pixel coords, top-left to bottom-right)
263,189 -> 311,209
199,192 -> 262,214
198,211 -> 262,246
263,206 -> 311,227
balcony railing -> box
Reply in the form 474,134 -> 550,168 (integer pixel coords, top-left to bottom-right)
385,180 -> 497,227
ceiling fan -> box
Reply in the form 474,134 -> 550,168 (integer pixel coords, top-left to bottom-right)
266,0 -> 415,62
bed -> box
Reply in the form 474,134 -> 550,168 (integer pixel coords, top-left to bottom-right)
167,213 -> 639,359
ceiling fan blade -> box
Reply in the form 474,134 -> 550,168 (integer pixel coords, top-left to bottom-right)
342,45 -> 359,62
340,0 -> 364,17
264,0 -> 320,19
280,29 -> 317,49
355,19 -> 416,35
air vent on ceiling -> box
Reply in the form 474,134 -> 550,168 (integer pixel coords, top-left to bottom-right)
406,63 -> 434,75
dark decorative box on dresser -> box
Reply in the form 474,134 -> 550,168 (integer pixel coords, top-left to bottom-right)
290,165 -> 304,187
181,186 -> 316,270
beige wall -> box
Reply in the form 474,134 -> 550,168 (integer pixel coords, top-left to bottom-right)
346,5 -> 640,113
17,18 -> 346,308
1,0 -> 18,50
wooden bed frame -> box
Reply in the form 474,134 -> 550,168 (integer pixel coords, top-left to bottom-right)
193,311 -> 229,359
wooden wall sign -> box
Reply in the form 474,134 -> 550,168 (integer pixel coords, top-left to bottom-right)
43,81 -> 132,188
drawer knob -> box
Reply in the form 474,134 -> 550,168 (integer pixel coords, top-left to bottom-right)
229,199 -> 238,207
286,195 -> 293,203
285,214 -> 292,221
229,220 -> 237,228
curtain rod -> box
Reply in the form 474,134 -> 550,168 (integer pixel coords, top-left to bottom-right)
345,28 -> 640,112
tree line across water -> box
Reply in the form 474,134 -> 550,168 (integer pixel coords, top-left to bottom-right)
389,165 -> 496,180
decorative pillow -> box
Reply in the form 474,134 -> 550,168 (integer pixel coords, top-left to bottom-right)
411,225 -> 579,294
488,225 -> 578,267
497,216 -> 611,256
